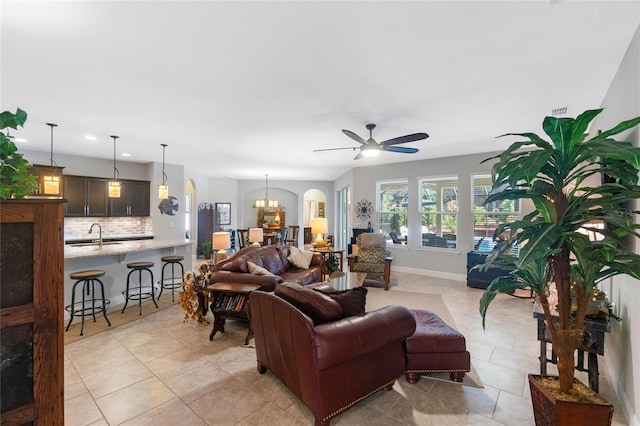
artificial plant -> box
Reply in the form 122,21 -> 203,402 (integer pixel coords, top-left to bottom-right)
479,108 -> 640,394
0,108 -> 38,199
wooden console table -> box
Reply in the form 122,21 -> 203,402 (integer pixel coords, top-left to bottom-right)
533,300 -> 611,392
207,282 -> 260,345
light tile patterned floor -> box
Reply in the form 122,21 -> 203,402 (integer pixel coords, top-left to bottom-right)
64,271 -> 629,425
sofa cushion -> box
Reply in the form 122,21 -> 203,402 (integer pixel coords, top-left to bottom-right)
259,246 -> 285,274
287,246 -> 314,269
318,287 -> 367,317
248,261 -> 274,276
275,283 -> 343,324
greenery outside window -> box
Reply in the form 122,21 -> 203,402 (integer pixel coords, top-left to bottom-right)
376,179 -> 408,245
419,176 -> 458,250
472,174 -> 519,252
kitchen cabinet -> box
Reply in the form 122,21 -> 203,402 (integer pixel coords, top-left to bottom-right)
64,176 -> 109,217
109,180 -> 150,216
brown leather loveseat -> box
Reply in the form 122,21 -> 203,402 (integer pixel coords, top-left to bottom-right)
210,246 -> 323,291
249,283 -> 416,426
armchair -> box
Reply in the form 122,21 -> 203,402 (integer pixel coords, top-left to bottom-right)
347,233 -> 392,290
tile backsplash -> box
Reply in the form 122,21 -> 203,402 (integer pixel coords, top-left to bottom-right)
65,217 -> 154,240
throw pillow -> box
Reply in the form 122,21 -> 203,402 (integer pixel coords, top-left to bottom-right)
287,246 -> 314,269
275,283 -> 343,324
315,286 -> 367,317
247,261 -> 274,276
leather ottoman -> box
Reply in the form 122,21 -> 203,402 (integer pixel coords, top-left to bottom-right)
404,309 -> 471,383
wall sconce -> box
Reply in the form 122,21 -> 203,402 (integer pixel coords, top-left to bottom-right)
158,143 -> 169,199
42,122 -> 61,195
212,231 -> 231,263
108,135 -> 121,198
249,228 -> 264,246
311,217 -> 328,247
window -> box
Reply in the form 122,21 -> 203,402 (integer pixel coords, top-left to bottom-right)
472,174 -> 520,252
419,176 -> 458,250
377,179 -> 408,246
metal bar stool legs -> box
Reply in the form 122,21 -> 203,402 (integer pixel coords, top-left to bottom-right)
65,270 -> 111,336
158,255 -> 185,302
122,262 -> 157,315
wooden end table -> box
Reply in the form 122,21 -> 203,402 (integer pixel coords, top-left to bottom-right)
312,247 -> 345,279
207,282 -> 260,345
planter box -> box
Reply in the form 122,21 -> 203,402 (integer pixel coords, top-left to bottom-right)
528,374 -> 613,426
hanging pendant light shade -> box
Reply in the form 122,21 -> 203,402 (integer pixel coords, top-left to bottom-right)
42,123 -> 61,195
158,143 -> 169,199
108,135 -> 121,198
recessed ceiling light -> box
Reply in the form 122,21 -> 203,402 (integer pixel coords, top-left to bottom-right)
85,135 -> 97,141
121,153 -> 131,157
14,138 -> 27,143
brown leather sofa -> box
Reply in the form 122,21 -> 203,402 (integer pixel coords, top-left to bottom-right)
210,246 -> 323,291
249,283 -> 416,426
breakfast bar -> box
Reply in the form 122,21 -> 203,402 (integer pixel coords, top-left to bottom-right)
64,239 -> 192,316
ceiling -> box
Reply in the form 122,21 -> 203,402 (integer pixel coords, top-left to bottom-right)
2,1 -> 639,181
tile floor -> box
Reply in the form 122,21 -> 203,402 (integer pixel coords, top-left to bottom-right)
64,271 -> 629,425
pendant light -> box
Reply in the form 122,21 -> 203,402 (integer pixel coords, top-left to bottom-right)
42,123 -> 61,195
253,174 -> 278,209
108,135 -> 121,198
158,143 -> 169,199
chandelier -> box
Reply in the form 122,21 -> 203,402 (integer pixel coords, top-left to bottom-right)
253,174 -> 278,209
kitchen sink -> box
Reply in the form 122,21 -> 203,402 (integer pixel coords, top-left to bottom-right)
66,241 -> 124,247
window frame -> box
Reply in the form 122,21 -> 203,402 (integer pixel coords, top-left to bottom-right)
376,178 -> 409,247
417,175 -> 459,251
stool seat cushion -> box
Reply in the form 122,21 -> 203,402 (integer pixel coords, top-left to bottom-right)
161,255 -> 184,262
405,310 -> 466,354
70,270 -> 106,279
127,261 -> 154,269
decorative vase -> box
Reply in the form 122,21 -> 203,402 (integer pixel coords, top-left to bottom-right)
197,292 -> 208,318
528,374 -> 613,426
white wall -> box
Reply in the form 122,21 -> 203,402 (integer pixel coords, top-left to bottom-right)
592,24 -> 640,426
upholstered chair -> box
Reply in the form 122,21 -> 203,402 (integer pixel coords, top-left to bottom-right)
347,233 -> 392,290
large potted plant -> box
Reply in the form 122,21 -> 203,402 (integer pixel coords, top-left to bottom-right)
479,108 -> 640,425
0,108 -> 38,199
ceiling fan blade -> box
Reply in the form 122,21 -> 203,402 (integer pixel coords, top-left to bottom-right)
342,129 -> 366,144
313,147 -> 357,152
353,152 -> 363,160
380,133 -> 429,146
383,146 -> 419,154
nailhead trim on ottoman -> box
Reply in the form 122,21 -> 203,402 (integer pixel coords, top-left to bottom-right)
404,309 -> 471,384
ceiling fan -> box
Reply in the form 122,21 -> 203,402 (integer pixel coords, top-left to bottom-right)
314,124 -> 429,160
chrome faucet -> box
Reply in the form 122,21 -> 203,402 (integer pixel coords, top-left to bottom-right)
89,223 -> 103,246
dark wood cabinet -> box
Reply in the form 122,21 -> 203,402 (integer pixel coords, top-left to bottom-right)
1,199 -> 65,425
64,176 -> 108,217
109,180 -> 150,216
64,176 -> 150,217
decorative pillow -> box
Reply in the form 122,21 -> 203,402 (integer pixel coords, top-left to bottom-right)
275,283 -> 343,324
247,261 -> 274,276
316,286 -> 367,317
287,246 -> 314,269
358,247 -> 386,263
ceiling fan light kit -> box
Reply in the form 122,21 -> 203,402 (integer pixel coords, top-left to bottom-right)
314,123 -> 428,160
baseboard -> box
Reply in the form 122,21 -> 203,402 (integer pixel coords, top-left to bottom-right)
392,265 -> 466,282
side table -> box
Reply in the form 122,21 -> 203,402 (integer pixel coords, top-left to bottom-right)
312,247 -> 345,279
207,282 -> 261,345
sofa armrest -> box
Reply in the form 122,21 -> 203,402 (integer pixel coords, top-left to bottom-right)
312,305 -> 416,370
210,270 -> 283,292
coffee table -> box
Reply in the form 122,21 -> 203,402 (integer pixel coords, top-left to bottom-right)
326,272 -> 367,291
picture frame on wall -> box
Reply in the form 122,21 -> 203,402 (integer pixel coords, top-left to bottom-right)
216,202 -> 231,225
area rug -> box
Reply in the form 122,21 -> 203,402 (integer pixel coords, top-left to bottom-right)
366,287 -> 484,388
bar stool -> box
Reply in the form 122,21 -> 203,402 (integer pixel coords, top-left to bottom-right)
158,255 -> 185,302
65,269 -> 111,336
122,261 -> 158,315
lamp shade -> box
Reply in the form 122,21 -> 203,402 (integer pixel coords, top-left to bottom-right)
249,228 -> 264,246
311,218 -> 328,235
212,232 -> 231,251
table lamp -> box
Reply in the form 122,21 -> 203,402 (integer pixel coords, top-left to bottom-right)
212,232 -> 231,263
249,227 -> 264,246
311,218 -> 328,248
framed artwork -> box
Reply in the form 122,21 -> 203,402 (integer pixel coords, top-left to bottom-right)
216,202 -> 231,225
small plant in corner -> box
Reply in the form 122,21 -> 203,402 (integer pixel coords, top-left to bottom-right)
197,240 -> 213,259
0,108 -> 38,199
478,108 -> 640,422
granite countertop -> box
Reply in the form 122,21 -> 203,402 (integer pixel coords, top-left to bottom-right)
65,234 -> 154,243
64,239 -> 191,260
